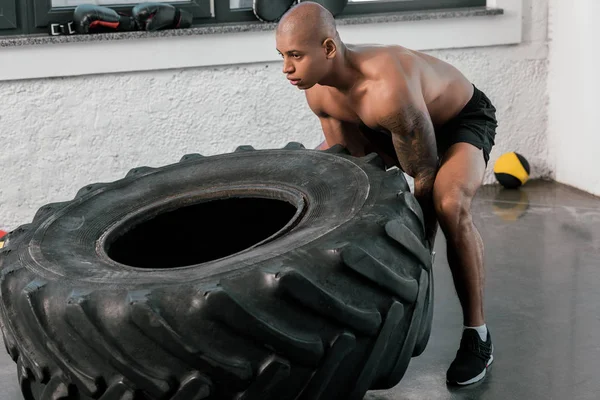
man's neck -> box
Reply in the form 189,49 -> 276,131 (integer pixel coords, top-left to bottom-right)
318,45 -> 360,92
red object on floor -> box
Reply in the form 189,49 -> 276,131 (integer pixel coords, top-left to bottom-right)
0,230 -> 6,239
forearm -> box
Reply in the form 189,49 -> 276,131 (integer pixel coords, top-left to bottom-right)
380,102 -> 439,248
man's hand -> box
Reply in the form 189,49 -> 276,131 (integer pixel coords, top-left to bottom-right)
377,87 -> 439,247
315,140 -> 329,150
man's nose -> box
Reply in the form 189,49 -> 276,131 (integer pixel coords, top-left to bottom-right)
282,59 -> 294,74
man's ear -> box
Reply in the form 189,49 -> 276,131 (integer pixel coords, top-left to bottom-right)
322,38 -> 337,59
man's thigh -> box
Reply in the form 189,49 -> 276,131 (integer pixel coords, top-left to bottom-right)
434,142 -> 487,203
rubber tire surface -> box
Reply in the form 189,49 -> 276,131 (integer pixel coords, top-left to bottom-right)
0,143 -> 434,400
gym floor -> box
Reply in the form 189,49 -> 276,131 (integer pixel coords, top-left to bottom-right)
1,179 -> 599,399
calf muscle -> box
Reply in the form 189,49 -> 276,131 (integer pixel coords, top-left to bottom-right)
434,143 -> 486,326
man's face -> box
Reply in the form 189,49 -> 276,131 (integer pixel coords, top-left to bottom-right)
276,32 -> 328,90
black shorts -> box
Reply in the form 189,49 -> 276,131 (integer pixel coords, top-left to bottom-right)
435,84 -> 498,165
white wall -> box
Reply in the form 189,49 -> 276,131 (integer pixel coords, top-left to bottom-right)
548,0 -> 600,196
0,0 -> 550,230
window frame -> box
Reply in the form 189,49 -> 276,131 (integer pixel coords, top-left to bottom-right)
0,0 -> 27,35
0,0 -> 488,37
0,0 -> 212,36
213,1 -> 256,23
0,0 -> 19,29
217,0 -> 487,23
340,0 -> 487,16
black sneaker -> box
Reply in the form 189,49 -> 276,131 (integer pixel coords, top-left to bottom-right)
446,328 -> 494,385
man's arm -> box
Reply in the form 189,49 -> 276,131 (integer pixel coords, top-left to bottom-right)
305,89 -> 350,151
315,116 -> 351,150
378,94 -> 439,249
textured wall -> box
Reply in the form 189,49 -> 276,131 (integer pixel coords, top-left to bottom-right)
0,0 -> 549,230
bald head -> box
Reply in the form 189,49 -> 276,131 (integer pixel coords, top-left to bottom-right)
275,2 -> 345,90
277,2 -> 339,46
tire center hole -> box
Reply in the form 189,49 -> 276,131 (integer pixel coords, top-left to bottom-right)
106,197 -> 299,269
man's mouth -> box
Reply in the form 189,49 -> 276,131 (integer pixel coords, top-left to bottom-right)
288,78 -> 301,86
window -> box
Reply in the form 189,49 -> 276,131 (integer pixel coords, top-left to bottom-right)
229,0 -> 252,8
1,0 -> 22,34
216,0 -> 486,23
0,0 -> 486,37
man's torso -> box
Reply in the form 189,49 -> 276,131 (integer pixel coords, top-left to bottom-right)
306,44 -> 475,164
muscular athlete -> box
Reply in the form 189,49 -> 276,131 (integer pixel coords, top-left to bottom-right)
276,3 -> 497,386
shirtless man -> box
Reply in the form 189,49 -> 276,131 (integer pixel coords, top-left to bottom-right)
275,3 -> 497,386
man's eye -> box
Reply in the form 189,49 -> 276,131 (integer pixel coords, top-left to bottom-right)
293,54 -> 301,59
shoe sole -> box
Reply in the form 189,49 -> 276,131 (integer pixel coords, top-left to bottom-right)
447,351 -> 494,386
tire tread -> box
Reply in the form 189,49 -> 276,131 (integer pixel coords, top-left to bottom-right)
65,291 -> 172,397
0,144 -> 433,400
128,290 -> 251,388
277,267 -> 382,336
205,283 -> 324,368
341,244 -> 419,304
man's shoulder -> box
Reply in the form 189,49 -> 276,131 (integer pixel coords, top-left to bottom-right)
354,45 -> 416,73
355,48 -> 416,96
357,49 -> 426,124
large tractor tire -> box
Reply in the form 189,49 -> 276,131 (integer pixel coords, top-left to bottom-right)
0,143 -> 434,400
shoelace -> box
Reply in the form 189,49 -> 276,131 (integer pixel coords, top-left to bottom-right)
458,332 -> 492,361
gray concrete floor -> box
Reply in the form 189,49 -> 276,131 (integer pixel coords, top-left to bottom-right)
1,180 -> 599,399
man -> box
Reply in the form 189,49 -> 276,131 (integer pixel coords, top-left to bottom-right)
275,2 -> 497,386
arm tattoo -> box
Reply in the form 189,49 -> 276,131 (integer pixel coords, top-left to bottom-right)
380,105 -> 439,247
379,104 -> 438,185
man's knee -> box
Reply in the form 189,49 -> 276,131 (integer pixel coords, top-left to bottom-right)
434,186 -> 474,228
